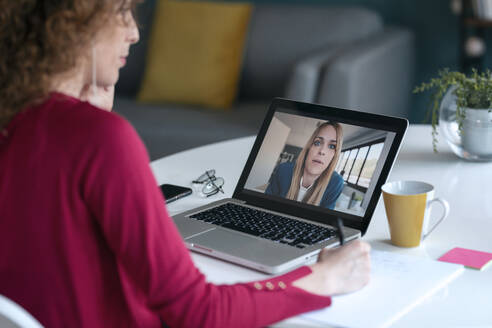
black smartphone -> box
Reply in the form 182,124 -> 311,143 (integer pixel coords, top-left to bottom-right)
159,184 -> 192,204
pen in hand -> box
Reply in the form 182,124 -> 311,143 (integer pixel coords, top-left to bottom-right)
336,217 -> 345,246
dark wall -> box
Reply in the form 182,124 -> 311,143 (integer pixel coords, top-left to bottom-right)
226,0 -> 466,122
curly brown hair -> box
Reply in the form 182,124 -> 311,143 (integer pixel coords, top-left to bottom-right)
0,0 -> 141,129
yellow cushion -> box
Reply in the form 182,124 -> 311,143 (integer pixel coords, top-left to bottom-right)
138,0 -> 252,109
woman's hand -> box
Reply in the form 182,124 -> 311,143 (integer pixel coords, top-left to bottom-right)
80,84 -> 115,111
292,240 -> 371,296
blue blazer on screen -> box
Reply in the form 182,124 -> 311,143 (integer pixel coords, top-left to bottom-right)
265,162 -> 344,210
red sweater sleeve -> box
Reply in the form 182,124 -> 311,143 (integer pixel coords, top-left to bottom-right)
82,113 -> 331,327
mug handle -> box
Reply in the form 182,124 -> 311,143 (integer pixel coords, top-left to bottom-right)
422,198 -> 450,240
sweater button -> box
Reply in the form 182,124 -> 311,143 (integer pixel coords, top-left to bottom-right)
254,282 -> 263,290
278,281 -> 286,289
265,282 -> 274,290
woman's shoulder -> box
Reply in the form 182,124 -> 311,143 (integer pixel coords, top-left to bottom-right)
332,170 -> 343,182
47,93 -> 135,141
320,171 -> 344,207
52,94 -> 126,123
278,161 -> 295,171
326,170 -> 344,190
34,94 -> 143,160
331,171 -> 344,186
275,161 -> 295,178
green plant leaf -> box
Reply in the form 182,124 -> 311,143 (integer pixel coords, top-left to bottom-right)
413,68 -> 492,153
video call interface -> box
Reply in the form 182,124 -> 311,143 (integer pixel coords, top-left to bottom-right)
244,110 -> 396,218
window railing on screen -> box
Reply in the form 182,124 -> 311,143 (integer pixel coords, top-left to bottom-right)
337,138 -> 385,192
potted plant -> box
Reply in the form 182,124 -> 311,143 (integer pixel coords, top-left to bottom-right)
414,68 -> 492,160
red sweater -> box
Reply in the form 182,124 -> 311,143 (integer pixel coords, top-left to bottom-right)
0,94 -> 331,327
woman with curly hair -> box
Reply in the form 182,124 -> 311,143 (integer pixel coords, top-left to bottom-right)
0,1 -> 370,327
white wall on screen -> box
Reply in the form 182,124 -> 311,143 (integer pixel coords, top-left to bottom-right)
245,117 -> 291,191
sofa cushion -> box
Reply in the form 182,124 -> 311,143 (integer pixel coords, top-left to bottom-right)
137,0 -> 252,109
239,5 -> 383,100
114,98 -> 269,160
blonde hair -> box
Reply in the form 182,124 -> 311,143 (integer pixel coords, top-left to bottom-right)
286,122 -> 343,205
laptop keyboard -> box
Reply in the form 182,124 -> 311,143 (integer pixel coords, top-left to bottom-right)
189,203 -> 336,248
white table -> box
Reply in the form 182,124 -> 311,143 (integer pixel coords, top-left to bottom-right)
151,125 -> 492,327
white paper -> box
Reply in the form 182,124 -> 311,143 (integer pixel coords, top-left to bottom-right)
302,250 -> 464,328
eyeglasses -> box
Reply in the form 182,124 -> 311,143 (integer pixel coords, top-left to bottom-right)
192,169 -> 225,197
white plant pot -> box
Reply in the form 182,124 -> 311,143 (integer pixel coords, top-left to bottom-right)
439,87 -> 492,161
461,108 -> 492,156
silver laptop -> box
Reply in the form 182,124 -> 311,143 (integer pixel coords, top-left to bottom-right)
173,98 -> 408,274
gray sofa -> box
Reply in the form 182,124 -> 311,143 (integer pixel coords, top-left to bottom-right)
115,2 -> 414,161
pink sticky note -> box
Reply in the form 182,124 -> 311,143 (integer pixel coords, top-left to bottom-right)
438,247 -> 492,270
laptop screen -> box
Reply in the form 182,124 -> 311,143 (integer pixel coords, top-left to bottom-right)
234,99 -> 407,234
244,110 -> 396,218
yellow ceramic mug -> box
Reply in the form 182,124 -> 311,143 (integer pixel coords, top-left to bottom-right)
381,181 -> 450,247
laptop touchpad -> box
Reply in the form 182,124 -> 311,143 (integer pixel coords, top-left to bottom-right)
173,217 -> 216,239
187,228 -> 299,266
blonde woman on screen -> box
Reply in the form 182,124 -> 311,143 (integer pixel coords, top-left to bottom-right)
266,122 -> 344,209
